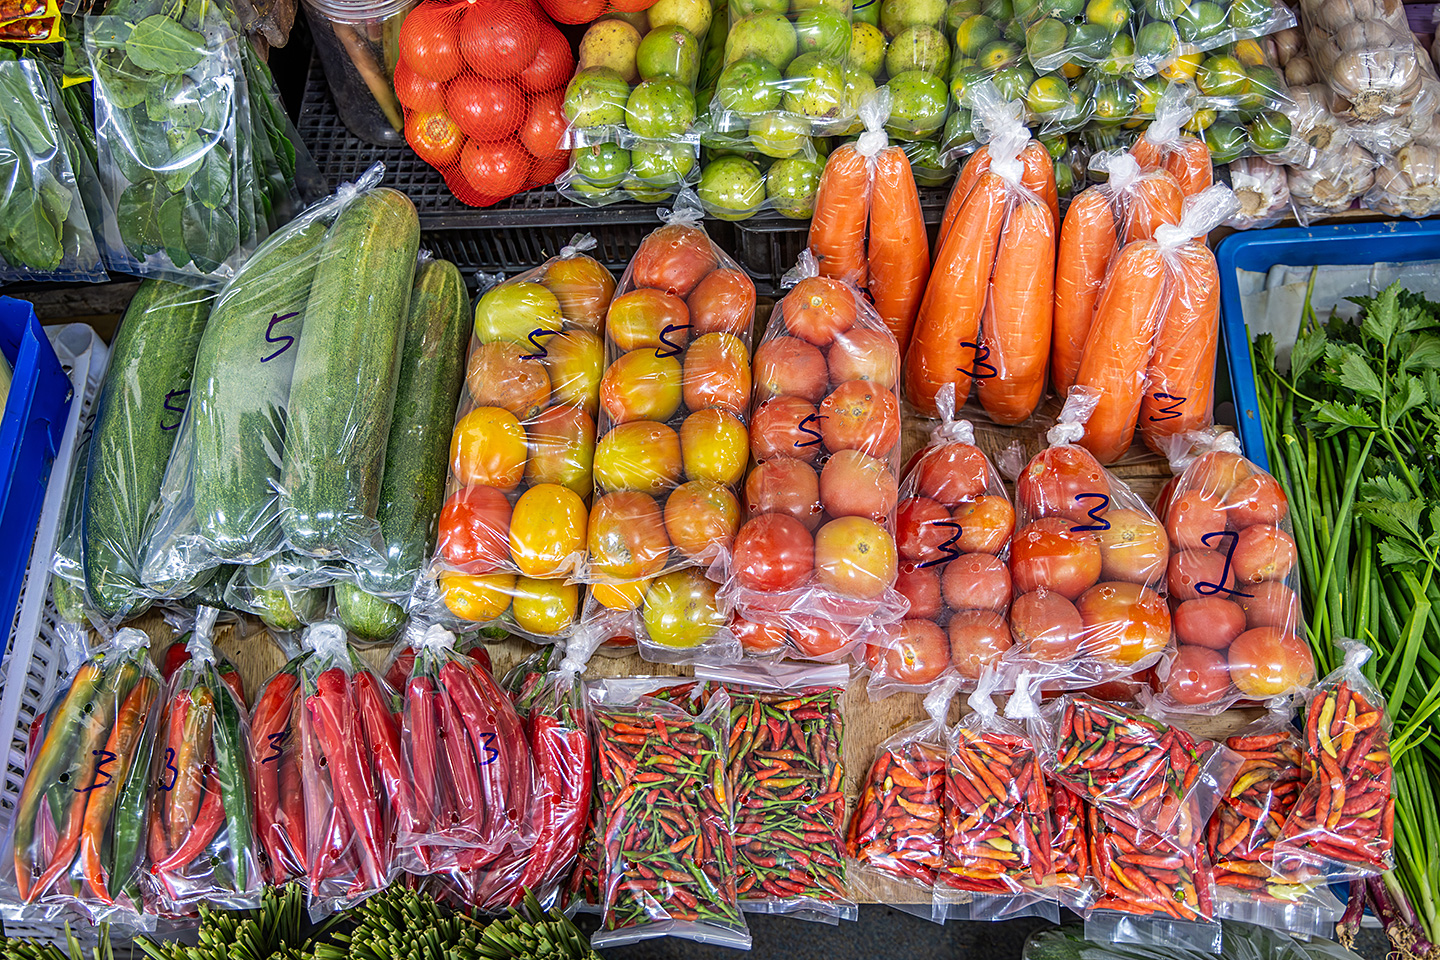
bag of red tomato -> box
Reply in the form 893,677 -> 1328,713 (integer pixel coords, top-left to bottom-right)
396,0 -> 573,206
1002,388 -> 1174,686
1150,429 -> 1315,713
862,384 -> 1016,697
715,251 -> 904,661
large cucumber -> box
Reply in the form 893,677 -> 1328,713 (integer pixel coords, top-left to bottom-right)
190,214 -> 332,561
83,280 -> 212,619
359,257 -> 469,596
280,188 -> 420,558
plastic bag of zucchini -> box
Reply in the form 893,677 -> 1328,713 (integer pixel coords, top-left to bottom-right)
1022,921 -> 1364,960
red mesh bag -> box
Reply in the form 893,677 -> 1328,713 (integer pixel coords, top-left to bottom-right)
396,0 -> 573,206
537,0 -> 658,24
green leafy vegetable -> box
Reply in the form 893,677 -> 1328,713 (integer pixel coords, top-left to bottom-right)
124,15 -> 205,74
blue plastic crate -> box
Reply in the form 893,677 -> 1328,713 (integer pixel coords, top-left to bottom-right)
0,297 -> 74,641
1218,219 -> 1440,472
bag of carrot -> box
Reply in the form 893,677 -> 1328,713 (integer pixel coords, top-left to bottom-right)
1276,642 -> 1396,880
140,607 -> 262,914
588,681 -> 750,949
0,626 -> 161,926
695,661 -> 852,922
1128,84 -> 1215,199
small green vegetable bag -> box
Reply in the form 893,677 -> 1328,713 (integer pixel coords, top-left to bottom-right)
0,625 -> 162,927
140,606 -> 262,913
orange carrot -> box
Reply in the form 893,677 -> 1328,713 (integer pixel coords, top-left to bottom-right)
1052,187 -> 1118,397
977,195 -> 1055,425
1073,242 -> 1167,464
1021,141 -> 1059,229
1124,171 -> 1184,243
1164,138 -> 1214,197
904,171 -> 1006,417
939,147 -> 991,246
868,146 -> 931,353
1140,240 -> 1219,454
808,144 -> 870,286
1130,136 -> 1163,172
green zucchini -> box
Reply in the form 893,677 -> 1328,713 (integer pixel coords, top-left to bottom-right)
358,257 -> 469,596
190,212 -> 332,561
335,581 -> 406,643
52,415 -> 94,623
83,280 -> 212,619
280,188 -> 420,558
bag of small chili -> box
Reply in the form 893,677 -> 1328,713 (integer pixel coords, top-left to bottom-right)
140,607 -> 262,914
1206,708 -> 1344,935
693,660 -> 855,923
1276,641 -> 1396,881
588,676 -> 750,948
298,621 -> 402,911
0,625 -> 161,926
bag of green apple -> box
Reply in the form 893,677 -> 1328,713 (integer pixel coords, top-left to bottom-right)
558,140 -> 702,207
694,129 -> 825,222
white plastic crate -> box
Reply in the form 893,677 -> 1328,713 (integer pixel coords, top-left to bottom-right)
0,323 -> 108,944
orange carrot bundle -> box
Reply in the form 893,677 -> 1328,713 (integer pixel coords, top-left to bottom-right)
868,146 -> 930,353
808,144 -> 871,286
1129,86 -> 1213,198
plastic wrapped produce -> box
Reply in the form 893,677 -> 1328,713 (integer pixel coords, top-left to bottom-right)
1085,802 -> 1217,922
1298,0 -> 1424,123
1224,156 -> 1291,228
1151,430 -> 1316,713
1288,131 -> 1375,222
864,386 -> 1016,697
1127,83 -> 1212,196
688,134 -> 824,222
248,653 -> 308,885
1366,134 -> 1440,218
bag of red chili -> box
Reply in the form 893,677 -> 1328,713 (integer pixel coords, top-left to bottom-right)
694,661 -> 854,923
249,650 -> 308,888
1150,428 -> 1317,714
395,0 -> 573,207
1276,642 -> 1396,881
865,383 -> 1016,698
298,622 -> 404,911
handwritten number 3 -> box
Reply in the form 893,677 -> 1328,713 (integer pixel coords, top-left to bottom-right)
161,747 -> 179,791
1071,493 -> 1111,532
920,520 -> 964,569
78,749 -> 117,793
478,732 -> 500,765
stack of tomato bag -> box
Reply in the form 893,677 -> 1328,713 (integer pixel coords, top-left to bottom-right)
0,613 -> 592,925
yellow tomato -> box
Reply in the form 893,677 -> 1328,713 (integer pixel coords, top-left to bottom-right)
441,572 -> 515,622
452,407 -> 527,490
511,577 -> 579,635
1183,107 -> 1217,133
508,483 -> 588,577
592,578 -> 652,609
679,408 -> 748,486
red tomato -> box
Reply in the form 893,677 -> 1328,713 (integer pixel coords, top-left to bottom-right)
459,0 -> 541,79
820,450 -> 897,521
1153,475 -> 1180,522
688,269 -> 755,337
828,328 -> 898,389
1164,645 -> 1232,706
1010,517 -> 1101,600
1017,446 -> 1110,523
682,333 -> 751,416
814,517 -> 897,599
734,514 -> 814,592
941,553 -> 1011,612
1165,491 -> 1227,552
664,479 -> 739,560
819,380 -> 900,457
1009,590 -> 1084,662
896,564 -> 943,619
1236,580 -> 1300,631
448,76 -> 523,141
588,491 -> 670,580
1076,581 -> 1170,665
394,60 -> 446,112
405,110 -> 465,169
745,457 -> 823,530
399,6 -> 463,82
754,336 -> 827,403
947,611 -> 1012,678
878,620 -> 950,685
1228,627 -> 1314,697
1167,548 -> 1234,602
790,618 -> 851,658
1095,508 -> 1168,585
1223,472 -> 1289,528
519,89 -> 567,160
632,224 -> 718,297
1188,451 -> 1252,499
1174,597 -> 1247,650
519,23 -> 574,92
751,395 -> 822,463
1231,524 -> 1296,583
536,0 -> 606,23
950,495 -> 1014,554
528,152 -> 567,188
438,486 -> 512,573
732,614 -> 790,654
896,495 -> 951,564
782,277 -> 856,345
915,443 -> 990,505
461,137 -> 532,201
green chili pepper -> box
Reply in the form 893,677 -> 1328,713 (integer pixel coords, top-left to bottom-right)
211,676 -> 254,890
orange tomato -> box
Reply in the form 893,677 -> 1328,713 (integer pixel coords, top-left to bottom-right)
679,408 -> 748,486
600,349 -> 683,424
587,491 -> 671,580
441,571 -> 516,622
664,479 -> 741,559
466,342 -> 552,419
544,255 -> 614,331
452,406 -> 527,489
593,578 -> 652,609
814,516 -> 897,599
508,483 -> 588,577
682,332 -> 752,415
782,277 -> 857,345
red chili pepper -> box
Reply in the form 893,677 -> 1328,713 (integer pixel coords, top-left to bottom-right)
355,672 -> 419,861
250,671 -> 299,883
307,668 -> 387,891
153,768 -> 225,874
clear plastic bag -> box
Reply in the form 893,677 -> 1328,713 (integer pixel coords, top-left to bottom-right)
159,621 -> 246,707
1297,0 -> 1424,123
141,166 -> 387,593
866,386 -> 1016,697
909,83 -> 1057,424
1287,131 -> 1374,223
0,626 -> 160,926
248,651 -> 308,886
713,250 -> 902,651
589,682 -> 749,948
693,661 -> 854,922
1085,802 -> 1217,922
1223,156 -> 1291,229
562,19 -> 703,151
1128,84 -> 1212,196
559,140 -> 701,208
1365,133 -> 1440,218
1000,394 -> 1172,686
141,608 -> 261,914
1275,642 -> 1395,880
1151,429 -> 1316,714
225,556 -> 330,633
0,56 -> 109,285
